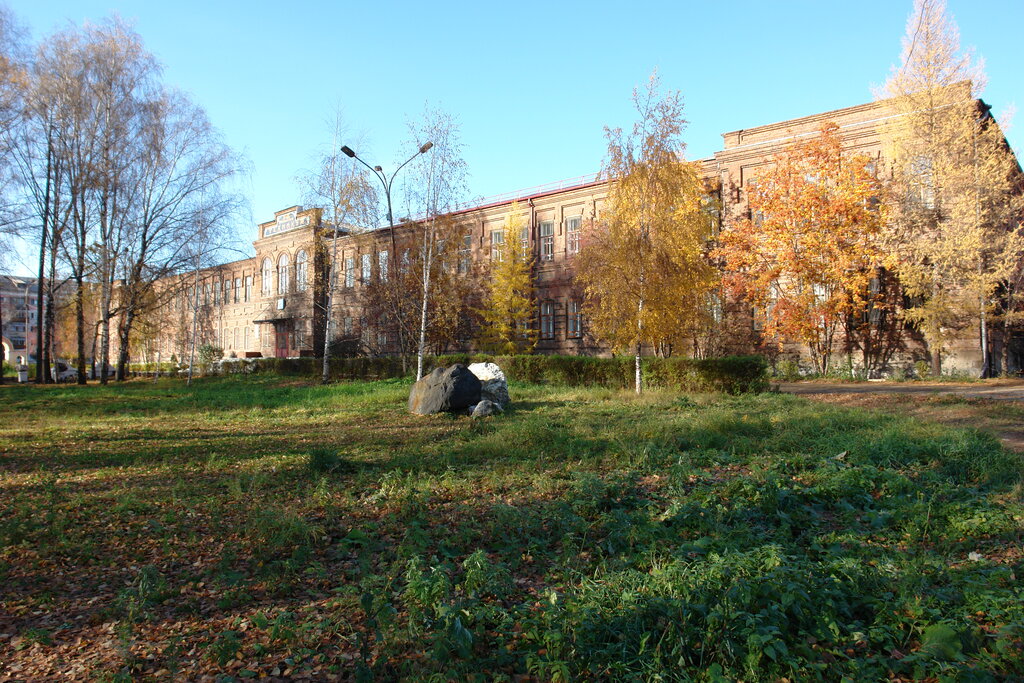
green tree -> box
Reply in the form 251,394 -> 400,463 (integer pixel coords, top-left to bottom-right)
477,202 -> 536,354
576,71 -> 716,393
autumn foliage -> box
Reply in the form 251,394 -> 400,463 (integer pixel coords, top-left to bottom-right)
714,122 -> 886,374
576,73 -> 716,392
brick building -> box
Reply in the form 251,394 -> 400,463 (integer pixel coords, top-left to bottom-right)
132,94 -> 1022,374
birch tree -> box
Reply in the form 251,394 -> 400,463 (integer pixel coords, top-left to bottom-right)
402,106 -> 467,380
576,72 -> 716,393
302,115 -> 376,383
112,88 -> 242,380
881,0 -> 1024,375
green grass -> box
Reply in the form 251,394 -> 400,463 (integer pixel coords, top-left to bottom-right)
1,376 -> 1022,680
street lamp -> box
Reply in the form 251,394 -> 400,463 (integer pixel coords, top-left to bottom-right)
339,142 -> 433,362
340,141 -> 433,240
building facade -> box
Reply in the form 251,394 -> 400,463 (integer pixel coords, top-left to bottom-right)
131,94 -> 1021,374
0,275 -> 39,365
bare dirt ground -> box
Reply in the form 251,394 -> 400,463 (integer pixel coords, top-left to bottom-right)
779,380 -> 1024,452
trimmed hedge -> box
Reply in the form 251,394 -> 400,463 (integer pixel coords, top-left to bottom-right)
213,356 -> 407,380
203,353 -> 768,394
431,354 -> 769,394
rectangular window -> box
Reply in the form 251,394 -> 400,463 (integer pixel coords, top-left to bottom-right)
458,234 -> 472,274
244,276 -> 252,302
519,226 -> 530,255
361,253 -> 371,282
345,257 -> 355,288
540,301 -> 555,339
567,300 -> 582,338
343,316 -> 353,336
490,229 -> 505,262
910,156 -> 936,209
234,278 -> 241,303
213,282 -> 220,305
379,250 -> 389,282
539,221 -> 554,261
401,249 -> 411,273
565,216 -> 581,255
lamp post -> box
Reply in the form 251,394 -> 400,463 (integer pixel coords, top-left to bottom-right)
340,142 -> 433,363
340,142 -> 433,267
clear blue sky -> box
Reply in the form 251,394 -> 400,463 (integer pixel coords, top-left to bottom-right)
6,0 -> 1022,271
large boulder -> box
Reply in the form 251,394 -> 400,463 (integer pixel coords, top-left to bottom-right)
467,362 -> 510,408
408,364 -> 482,415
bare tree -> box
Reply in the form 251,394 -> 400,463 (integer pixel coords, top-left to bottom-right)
112,88 -> 243,379
300,113 -> 376,383
401,105 -> 467,380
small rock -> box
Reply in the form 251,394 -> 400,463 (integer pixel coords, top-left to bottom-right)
471,399 -> 503,418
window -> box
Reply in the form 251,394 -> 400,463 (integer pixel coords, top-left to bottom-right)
361,253 -> 371,282
490,229 -> 505,261
345,257 -> 355,288
243,327 -> 251,350
539,221 -> 554,261
909,156 -> 935,209
343,316 -> 353,336
401,249 -> 411,273
519,226 -> 530,255
458,234 -> 472,274
378,250 -> 389,282
278,253 -> 290,294
234,278 -> 241,303
567,300 -> 582,338
377,331 -> 388,349
540,301 -> 555,339
261,258 -> 273,296
244,276 -> 252,302
296,250 -> 308,291
224,279 -> 232,304
565,216 -> 581,255
204,284 -> 211,306
214,281 -> 221,305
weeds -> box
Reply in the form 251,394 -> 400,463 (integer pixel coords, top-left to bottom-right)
1,377 -> 1021,679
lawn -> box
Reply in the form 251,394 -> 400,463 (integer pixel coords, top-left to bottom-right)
0,377 -> 1021,681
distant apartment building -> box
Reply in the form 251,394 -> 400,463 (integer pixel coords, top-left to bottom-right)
0,275 -> 41,365
130,94 -> 1022,374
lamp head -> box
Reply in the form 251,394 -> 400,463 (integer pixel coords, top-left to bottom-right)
340,145 -> 356,158
419,141 -> 433,154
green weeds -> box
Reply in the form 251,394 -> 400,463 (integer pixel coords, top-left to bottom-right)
0,378 -> 1021,679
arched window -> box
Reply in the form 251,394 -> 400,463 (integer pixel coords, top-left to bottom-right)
278,253 -> 290,294
295,250 -> 308,292
261,258 -> 273,296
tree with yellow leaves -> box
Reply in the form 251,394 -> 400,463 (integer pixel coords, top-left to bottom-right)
576,72 -> 716,393
477,202 -> 537,354
881,0 -> 1024,375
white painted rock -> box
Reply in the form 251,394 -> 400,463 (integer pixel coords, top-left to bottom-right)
468,362 -> 510,408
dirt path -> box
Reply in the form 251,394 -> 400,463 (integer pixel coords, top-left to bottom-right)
778,380 -> 1024,452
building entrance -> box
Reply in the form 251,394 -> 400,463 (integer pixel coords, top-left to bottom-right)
274,320 -> 292,358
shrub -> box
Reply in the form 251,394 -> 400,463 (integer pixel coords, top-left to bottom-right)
430,354 -> 768,393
